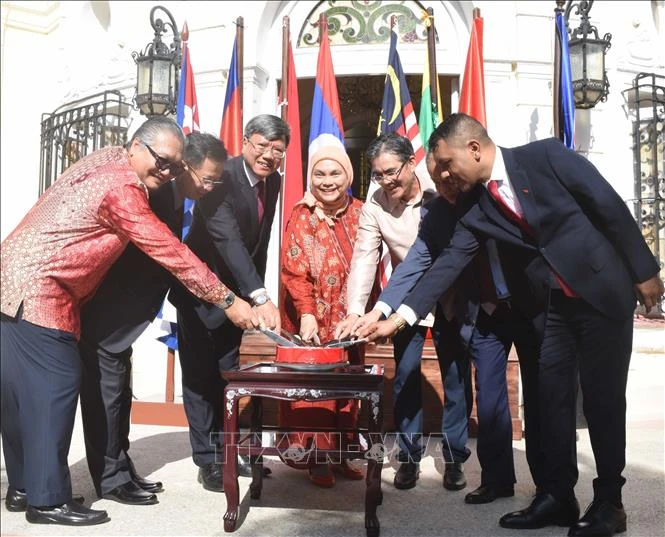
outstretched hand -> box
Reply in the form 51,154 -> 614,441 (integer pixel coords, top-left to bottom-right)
223,297 -> 260,330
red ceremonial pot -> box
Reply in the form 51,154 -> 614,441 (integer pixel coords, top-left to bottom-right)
274,345 -> 345,365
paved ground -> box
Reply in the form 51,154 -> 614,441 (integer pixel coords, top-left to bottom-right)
1,322 -> 663,537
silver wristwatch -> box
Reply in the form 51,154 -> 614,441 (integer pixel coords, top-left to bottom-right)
252,293 -> 270,306
219,291 -> 236,310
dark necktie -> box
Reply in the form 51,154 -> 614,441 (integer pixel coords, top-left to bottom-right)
255,180 -> 265,224
487,180 -> 577,297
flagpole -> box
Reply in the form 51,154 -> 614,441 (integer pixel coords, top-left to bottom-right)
426,8 -> 438,121
278,15 -> 290,300
553,1 -> 564,141
236,17 -> 244,131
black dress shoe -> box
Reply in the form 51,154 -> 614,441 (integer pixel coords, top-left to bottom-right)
198,462 -> 224,492
568,500 -> 627,536
500,492 -> 580,529
5,487 -> 84,512
443,462 -> 467,491
394,462 -> 419,490
128,466 -> 163,493
238,454 -> 272,478
26,501 -> 109,526
102,481 -> 158,505
465,484 -> 515,504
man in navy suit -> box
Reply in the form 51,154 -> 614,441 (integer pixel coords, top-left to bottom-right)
362,113 -> 663,536
169,115 -> 290,492
353,151 -> 543,504
78,133 -> 227,506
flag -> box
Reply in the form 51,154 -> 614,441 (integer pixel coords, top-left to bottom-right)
220,36 -> 242,157
151,35 -> 202,351
307,18 -> 345,188
459,14 -> 486,127
418,45 -> 444,147
553,12 -> 575,149
279,38 -> 303,235
373,29 -> 427,287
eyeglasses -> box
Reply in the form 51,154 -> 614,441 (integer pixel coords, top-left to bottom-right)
143,143 -> 184,175
245,138 -> 286,159
370,161 -> 407,183
185,162 -> 223,188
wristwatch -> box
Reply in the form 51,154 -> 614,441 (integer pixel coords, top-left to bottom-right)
219,291 -> 236,310
252,293 -> 270,306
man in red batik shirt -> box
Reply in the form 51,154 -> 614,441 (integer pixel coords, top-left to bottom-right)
0,117 -> 258,527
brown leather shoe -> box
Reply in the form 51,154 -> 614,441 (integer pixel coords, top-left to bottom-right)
307,465 -> 335,488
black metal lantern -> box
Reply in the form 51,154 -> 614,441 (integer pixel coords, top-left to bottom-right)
564,0 -> 612,109
132,6 -> 181,117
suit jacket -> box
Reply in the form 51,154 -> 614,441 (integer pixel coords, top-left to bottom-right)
79,181 -> 183,353
403,138 -> 660,321
169,156 -> 281,329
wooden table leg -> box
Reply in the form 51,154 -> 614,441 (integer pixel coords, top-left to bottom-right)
365,392 -> 383,537
249,397 -> 263,500
223,388 -> 240,532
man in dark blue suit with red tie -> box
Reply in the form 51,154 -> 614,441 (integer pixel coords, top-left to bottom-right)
362,113 -> 663,537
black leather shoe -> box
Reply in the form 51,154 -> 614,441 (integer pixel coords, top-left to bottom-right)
102,481 -> 158,505
500,492 -> 580,529
568,500 -> 627,536
238,454 -> 272,478
26,501 -> 109,526
443,462 -> 467,491
394,462 -> 419,490
5,487 -> 84,512
465,484 -> 515,504
198,462 -> 224,492
128,466 -> 163,493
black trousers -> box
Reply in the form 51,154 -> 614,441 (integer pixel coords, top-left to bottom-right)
539,291 -> 633,503
176,306 -> 243,467
0,312 -> 79,507
78,338 -> 134,495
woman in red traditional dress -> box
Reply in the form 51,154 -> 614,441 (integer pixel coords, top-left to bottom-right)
279,146 -> 368,488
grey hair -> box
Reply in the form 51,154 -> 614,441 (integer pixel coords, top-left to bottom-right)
365,133 -> 414,165
127,116 -> 185,148
244,114 -> 291,147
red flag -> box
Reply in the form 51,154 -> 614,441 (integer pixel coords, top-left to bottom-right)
176,40 -> 200,135
279,40 -> 303,235
220,36 -> 242,156
459,14 -> 487,127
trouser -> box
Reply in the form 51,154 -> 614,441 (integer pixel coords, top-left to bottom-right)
176,307 -> 242,467
79,338 -> 134,495
1,311 -> 79,507
391,312 -> 470,464
469,303 -> 543,488
539,290 -> 632,503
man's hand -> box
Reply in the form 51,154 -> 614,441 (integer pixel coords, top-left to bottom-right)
360,319 -> 400,342
635,275 -> 665,311
223,298 -> 260,330
334,314 -> 359,339
255,301 -> 281,332
350,309 -> 383,337
299,313 -> 319,344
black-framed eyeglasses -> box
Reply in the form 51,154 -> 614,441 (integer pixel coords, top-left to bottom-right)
370,161 -> 407,184
245,137 -> 286,159
185,162 -> 223,188
143,143 -> 184,174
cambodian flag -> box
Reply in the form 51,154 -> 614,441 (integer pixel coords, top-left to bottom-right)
307,19 -> 344,188
220,36 -> 242,157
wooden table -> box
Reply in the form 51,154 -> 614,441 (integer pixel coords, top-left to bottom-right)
221,362 -> 385,537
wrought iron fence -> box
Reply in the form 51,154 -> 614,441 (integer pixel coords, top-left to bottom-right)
39,90 -> 132,195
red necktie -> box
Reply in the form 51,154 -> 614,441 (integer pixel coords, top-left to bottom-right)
487,180 -> 577,297
255,180 -> 265,224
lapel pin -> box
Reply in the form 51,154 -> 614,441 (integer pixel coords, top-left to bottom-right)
522,188 -> 529,194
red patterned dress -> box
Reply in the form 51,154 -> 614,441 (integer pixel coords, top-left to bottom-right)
279,196 -> 367,465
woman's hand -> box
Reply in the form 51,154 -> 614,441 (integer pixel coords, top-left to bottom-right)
299,313 -> 320,344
